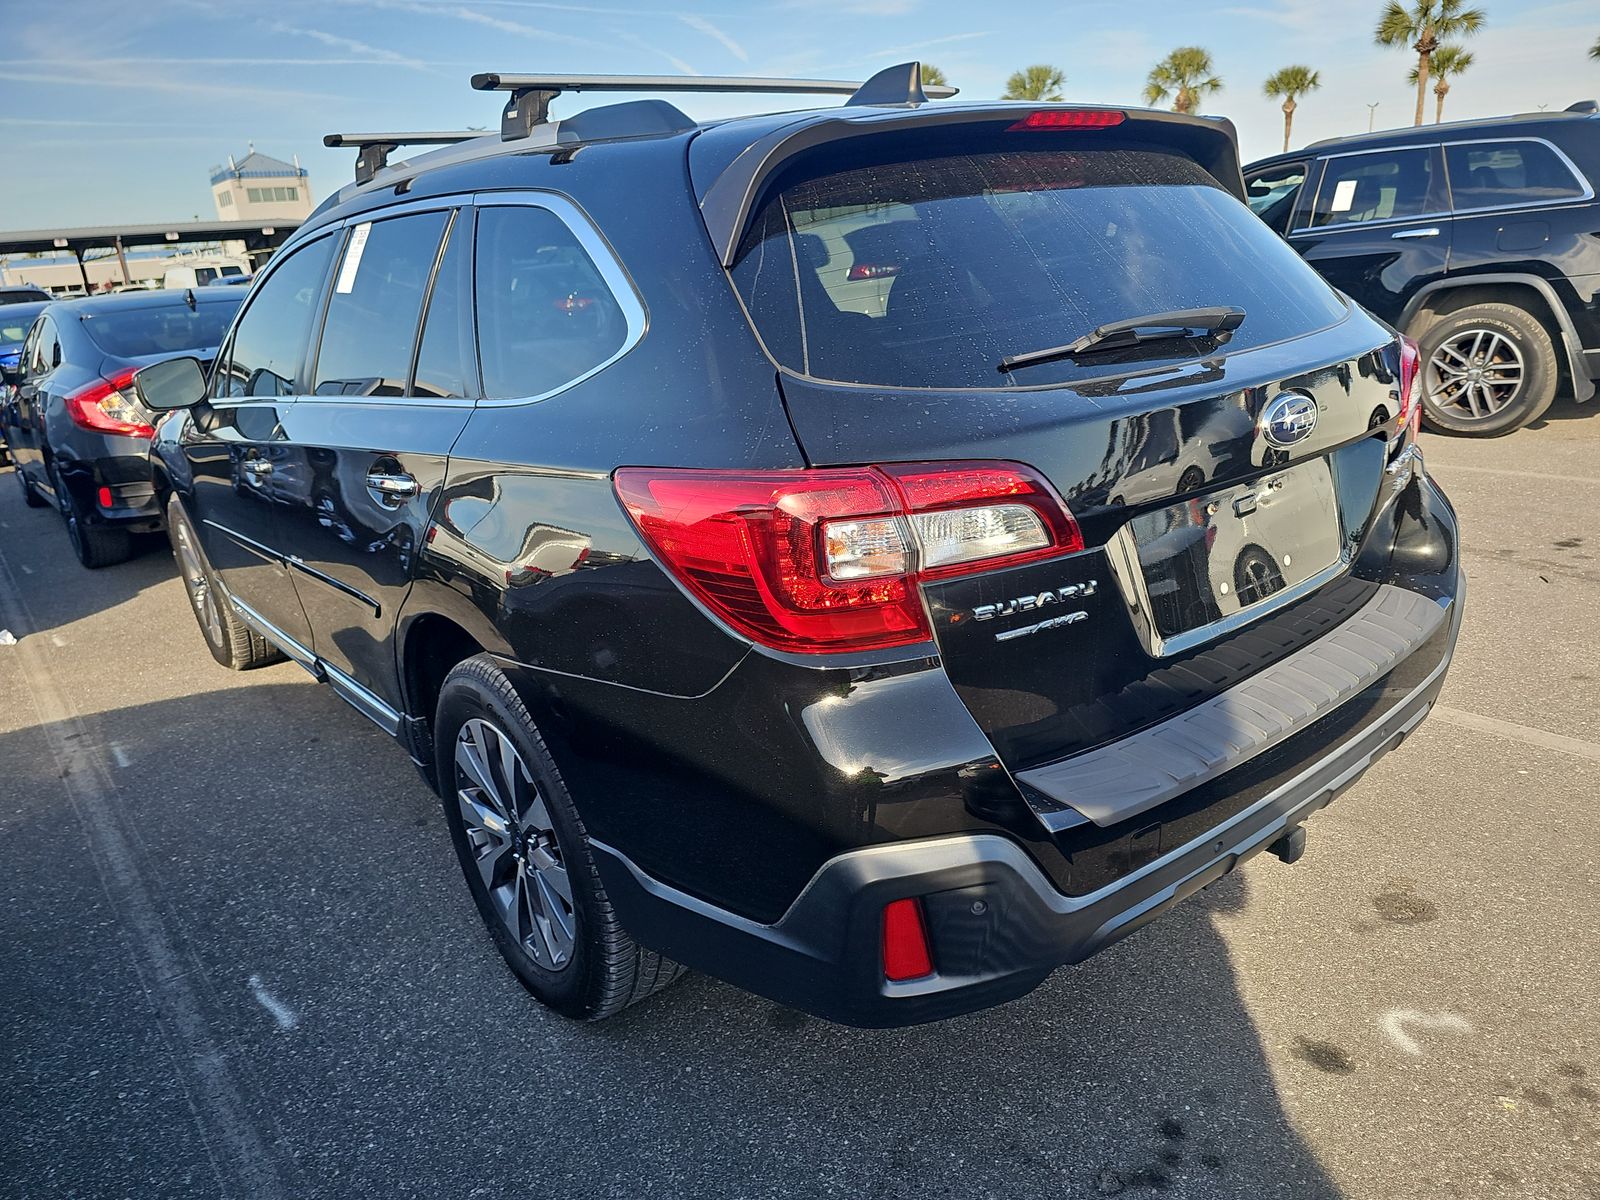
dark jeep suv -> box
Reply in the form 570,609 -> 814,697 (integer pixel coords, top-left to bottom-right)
1245,101 -> 1600,436
137,65 -> 1464,1027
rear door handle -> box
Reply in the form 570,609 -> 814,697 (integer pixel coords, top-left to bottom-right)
242,459 -> 273,476
365,471 -> 418,503
1391,227 -> 1441,240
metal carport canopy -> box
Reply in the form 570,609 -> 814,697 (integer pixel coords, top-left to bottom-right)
0,218 -> 301,257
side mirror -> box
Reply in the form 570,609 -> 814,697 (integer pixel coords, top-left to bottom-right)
133,356 -> 208,412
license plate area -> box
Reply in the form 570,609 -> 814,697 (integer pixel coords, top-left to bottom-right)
1106,459 -> 1346,656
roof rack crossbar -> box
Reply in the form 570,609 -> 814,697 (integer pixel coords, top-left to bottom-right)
323,131 -> 485,184
471,66 -> 957,140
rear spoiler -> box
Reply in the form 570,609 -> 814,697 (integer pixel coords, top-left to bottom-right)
696,106 -> 1246,268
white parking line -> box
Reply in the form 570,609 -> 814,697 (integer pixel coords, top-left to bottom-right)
0,549 -> 290,1199
110,743 -> 131,768
1426,462 -> 1599,487
1431,705 -> 1600,764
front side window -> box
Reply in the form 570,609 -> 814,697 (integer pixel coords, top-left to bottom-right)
313,210 -> 449,398
1245,162 -> 1307,233
1309,148 -> 1445,227
1446,140 -> 1587,212
731,147 -> 1348,389
223,235 -> 336,397
474,205 -> 629,401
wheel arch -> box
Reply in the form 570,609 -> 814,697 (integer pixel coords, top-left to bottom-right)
1399,273 -> 1594,402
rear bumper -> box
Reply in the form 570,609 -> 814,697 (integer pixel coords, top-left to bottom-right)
56,451 -> 163,532
594,572 -> 1463,1027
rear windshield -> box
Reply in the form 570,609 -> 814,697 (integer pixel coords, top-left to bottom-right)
729,147 -> 1348,388
79,298 -> 242,358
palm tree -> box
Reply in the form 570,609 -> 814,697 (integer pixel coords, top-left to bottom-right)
920,63 -> 948,89
1143,47 -> 1223,115
1375,0 -> 1486,127
1411,44 -> 1474,122
1263,65 -> 1321,151
1002,64 -> 1065,102
1589,34 -> 1599,59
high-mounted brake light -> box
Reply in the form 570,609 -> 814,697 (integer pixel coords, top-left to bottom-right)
63,367 -> 154,439
846,263 -> 900,281
1396,335 -> 1421,439
1008,109 -> 1126,131
882,898 -> 934,982
614,461 -> 1083,654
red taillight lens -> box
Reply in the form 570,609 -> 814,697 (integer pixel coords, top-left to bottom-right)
1007,109 -> 1126,131
882,898 -> 934,982
63,367 -> 154,439
1396,335 -> 1421,439
614,461 -> 1082,654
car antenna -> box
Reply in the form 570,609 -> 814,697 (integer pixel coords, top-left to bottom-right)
470,63 -> 958,141
322,131 -> 486,184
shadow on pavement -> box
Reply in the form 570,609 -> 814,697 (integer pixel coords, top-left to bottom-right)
0,673 -> 1344,1200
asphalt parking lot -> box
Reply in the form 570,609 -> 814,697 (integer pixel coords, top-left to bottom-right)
1,401 -> 1597,1200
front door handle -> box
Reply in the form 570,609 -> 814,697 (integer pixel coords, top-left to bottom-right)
365,471 -> 418,503
1391,227 -> 1441,240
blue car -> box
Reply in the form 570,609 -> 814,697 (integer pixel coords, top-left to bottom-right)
0,300 -> 49,465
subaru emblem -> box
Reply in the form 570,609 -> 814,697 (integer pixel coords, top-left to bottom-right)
1261,392 -> 1319,447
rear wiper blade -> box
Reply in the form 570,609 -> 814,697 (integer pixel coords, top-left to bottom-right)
997,306 -> 1246,374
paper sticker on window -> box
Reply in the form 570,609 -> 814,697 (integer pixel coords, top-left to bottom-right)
1330,179 -> 1358,214
335,223 -> 372,294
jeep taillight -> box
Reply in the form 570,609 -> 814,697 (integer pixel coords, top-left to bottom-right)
1396,335 -> 1421,440
613,461 -> 1083,653
64,367 -> 154,439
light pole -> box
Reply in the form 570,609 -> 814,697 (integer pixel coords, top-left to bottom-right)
1366,102 -> 1380,132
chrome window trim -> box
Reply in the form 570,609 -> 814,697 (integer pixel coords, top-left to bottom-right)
1289,136 -> 1593,234
469,189 -> 649,409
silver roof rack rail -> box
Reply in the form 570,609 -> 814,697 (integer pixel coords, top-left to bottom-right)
471,62 -> 957,140
323,131 -> 485,184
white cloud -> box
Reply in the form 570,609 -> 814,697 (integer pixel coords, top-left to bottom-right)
679,14 -> 748,62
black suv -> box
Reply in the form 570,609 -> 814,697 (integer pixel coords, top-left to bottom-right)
136,64 -> 1463,1027
1245,101 -> 1600,436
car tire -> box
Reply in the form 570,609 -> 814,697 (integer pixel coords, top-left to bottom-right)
17,463 -> 47,508
1414,302 -> 1558,437
51,458 -> 132,569
434,654 -> 685,1021
166,497 -> 283,670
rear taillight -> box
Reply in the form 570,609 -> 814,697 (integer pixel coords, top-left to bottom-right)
1008,109 -> 1126,131
614,461 -> 1083,654
1396,335 -> 1421,440
882,898 -> 934,982
63,367 -> 154,439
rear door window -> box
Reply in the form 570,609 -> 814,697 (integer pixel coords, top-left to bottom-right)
1308,148 -> 1446,227
1445,140 -> 1587,211
223,236 -> 337,397
730,147 -> 1348,389
473,205 -> 630,401
412,211 -> 475,400
312,210 -> 449,398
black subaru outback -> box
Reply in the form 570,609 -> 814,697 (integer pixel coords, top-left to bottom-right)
137,64 -> 1463,1027
1245,101 -> 1600,436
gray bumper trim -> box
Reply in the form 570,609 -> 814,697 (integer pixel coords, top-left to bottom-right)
1016,583 -> 1449,827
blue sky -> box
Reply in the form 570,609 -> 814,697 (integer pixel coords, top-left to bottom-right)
1,0 -> 1595,230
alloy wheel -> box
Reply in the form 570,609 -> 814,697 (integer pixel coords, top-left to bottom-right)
1424,328 -> 1526,423
173,519 -> 223,648
454,717 -> 576,972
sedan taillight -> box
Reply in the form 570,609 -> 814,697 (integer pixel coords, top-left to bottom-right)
63,367 -> 154,439
614,461 -> 1083,653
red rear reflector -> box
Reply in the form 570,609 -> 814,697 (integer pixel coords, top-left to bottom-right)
1008,109 -> 1126,131
614,461 -> 1082,654
1396,335 -> 1421,438
97,486 -> 114,509
882,898 -> 934,982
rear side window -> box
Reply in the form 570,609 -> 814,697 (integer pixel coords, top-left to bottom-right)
313,210 -> 449,397
730,147 -> 1348,389
1446,140 -> 1587,212
79,299 -> 242,358
1309,148 -> 1445,227
29,318 -> 58,375
474,206 -> 629,401
224,236 -> 336,397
